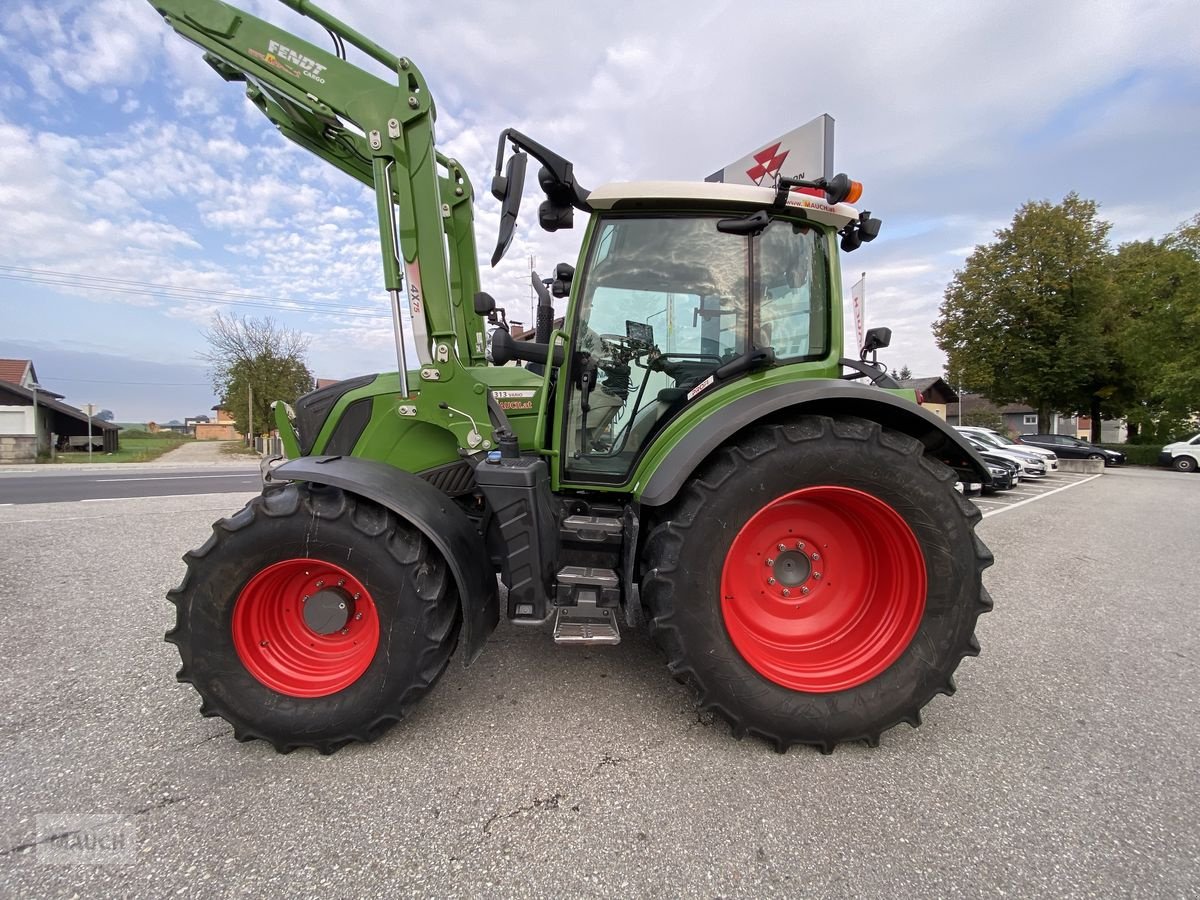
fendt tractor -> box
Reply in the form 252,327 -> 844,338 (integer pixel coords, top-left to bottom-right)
152,0 -> 994,754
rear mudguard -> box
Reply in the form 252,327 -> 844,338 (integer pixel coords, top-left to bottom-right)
269,455 -> 498,665
636,379 -> 992,506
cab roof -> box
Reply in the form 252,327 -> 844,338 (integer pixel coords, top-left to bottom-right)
587,181 -> 860,229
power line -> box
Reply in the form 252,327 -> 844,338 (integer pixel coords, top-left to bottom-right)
0,265 -> 391,320
42,376 -> 212,386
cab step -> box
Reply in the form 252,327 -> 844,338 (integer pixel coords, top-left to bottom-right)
552,566 -> 621,645
552,606 -> 621,645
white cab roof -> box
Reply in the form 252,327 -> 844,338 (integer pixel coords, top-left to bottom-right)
587,181 -> 860,229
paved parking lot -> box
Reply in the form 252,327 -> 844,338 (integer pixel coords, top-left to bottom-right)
0,467 -> 1196,897
971,470 -> 1101,517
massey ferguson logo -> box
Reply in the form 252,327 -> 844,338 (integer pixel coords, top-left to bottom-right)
265,39 -> 327,83
745,142 -> 789,186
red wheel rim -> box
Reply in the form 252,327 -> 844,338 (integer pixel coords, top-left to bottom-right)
232,559 -> 380,698
720,486 -> 926,693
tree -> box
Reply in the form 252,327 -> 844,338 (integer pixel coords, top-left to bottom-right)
934,194 -> 1112,434
96,409 -> 115,422
962,410 -> 1006,432
201,313 -> 314,439
1108,228 -> 1200,442
894,365 -> 913,381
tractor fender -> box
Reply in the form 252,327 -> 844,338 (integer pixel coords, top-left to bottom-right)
637,379 -> 992,507
269,455 -> 498,666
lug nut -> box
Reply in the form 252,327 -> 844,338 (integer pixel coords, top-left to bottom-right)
354,612 -> 362,621
811,552 -> 821,561
767,577 -> 776,585
813,572 -> 823,580
353,593 -> 361,600
315,580 -> 324,588
340,628 -> 349,635
782,588 -> 791,597
801,586 -> 810,595
337,579 -> 345,587
777,543 -> 786,552
302,595 -> 310,602
796,541 -> 805,550
766,558 -> 775,567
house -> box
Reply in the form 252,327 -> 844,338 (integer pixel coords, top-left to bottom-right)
897,377 -> 958,421
944,395 -> 1041,436
0,358 -> 120,461
945,394 -> 1127,442
195,406 -> 241,441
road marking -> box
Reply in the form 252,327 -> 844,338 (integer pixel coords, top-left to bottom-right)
80,493 -> 253,503
981,473 -> 1103,518
94,474 -> 257,482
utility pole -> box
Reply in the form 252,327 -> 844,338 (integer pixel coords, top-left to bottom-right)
248,384 -> 254,451
30,381 -> 41,459
85,403 -> 94,463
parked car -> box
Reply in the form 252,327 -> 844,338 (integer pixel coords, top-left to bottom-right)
983,462 -> 1016,493
962,434 -> 1047,477
1017,434 -> 1124,466
1159,434 -> 1200,472
956,425 -> 1059,471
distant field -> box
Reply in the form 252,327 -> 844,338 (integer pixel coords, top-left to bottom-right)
53,429 -> 193,463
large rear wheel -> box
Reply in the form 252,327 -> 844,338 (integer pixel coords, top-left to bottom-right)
641,415 -> 993,752
167,482 -> 459,754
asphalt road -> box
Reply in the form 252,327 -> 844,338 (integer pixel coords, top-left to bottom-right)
0,467 -> 260,505
0,467 -> 1197,897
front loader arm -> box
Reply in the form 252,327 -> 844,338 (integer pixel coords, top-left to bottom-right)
149,0 -> 487,373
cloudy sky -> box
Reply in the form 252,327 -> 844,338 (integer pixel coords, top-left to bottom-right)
1,0 -> 1198,421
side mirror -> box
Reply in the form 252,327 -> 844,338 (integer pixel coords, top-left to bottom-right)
863,326 -> 892,353
473,292 -> 496,315
490,151 -> 528,266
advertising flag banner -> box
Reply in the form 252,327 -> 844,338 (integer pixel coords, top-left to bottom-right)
851,274 -> 866,350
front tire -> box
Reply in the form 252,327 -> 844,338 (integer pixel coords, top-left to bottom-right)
641,416 -> 993,752
167,483 -> 459,754
1172,456 -> 1197,473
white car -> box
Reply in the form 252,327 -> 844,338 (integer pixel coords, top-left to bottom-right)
1160,434 -> 1200,473
956,425 -> 1059,471
961,433 -> 1047,477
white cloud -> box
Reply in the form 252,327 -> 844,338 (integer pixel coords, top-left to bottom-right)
1,0 -> 1199,386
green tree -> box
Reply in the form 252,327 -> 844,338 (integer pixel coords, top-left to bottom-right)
962,410 -> 1006,432
201,313 -> 314,439
1109,228 -> 1200,442
893,364 -> 913,381
934,193 -> 1112,434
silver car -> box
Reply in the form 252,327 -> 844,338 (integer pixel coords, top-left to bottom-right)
956,426 -> 1059,471
961,433 -> 1047,477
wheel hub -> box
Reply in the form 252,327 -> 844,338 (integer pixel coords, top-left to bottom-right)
771,549 -> 813,587
303,587 -> 354,635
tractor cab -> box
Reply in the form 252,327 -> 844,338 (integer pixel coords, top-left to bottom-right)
557,181 -> 852,482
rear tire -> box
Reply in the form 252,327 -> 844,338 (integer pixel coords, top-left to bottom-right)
1172,456 -> 1197,473
641,415 -> 993,752
167,483 -> 459,754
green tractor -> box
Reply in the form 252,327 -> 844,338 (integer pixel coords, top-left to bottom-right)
154,0 -> 993,754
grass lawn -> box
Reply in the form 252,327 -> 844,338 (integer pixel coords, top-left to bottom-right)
48,430 -> 194,463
